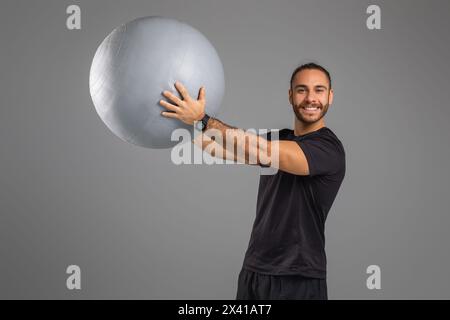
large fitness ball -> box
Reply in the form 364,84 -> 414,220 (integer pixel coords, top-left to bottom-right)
89,16 -> 225,149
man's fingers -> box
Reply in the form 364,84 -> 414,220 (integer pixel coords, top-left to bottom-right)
161,111 -> 180,119
198,86 -> 206,101
174,81 -> 191,101
162,90 -> 183,106
159,99 -> 180,112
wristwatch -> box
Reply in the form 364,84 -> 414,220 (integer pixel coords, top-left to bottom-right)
195,114 -> 210,132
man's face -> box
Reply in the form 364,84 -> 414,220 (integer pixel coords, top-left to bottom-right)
289,69 -> 333,124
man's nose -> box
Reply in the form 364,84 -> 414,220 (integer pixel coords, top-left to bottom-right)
305,93 -> 318,103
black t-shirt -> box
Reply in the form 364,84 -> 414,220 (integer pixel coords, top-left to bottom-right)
242,127 -> 346,279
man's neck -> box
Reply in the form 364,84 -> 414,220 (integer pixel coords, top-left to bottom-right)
294,118 -> 325,136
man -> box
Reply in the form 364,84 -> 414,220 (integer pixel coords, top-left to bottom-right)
160,62 -> 346,300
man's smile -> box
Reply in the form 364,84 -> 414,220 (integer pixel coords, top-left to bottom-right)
300,105 -> 322,114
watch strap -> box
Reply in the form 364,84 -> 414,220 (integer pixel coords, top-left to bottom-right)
201,114 -> 210,132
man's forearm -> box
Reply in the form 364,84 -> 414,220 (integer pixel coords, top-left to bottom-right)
193,134 -> 244,163
196,117 -> 273,166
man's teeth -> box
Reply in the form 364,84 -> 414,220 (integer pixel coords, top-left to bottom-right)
304,106 -> 319,110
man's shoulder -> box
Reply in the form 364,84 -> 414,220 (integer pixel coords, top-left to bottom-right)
297,127 -> 346,159
319,127 -> 345,153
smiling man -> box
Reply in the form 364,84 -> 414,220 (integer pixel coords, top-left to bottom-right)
160,62 -> 346,300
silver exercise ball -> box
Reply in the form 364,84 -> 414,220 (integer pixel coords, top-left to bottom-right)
89,16 -> 225,149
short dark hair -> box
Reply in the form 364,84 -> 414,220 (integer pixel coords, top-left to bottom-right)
290,62 -> 332,89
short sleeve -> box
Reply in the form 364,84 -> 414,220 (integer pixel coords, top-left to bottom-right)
296,134 -> 345,177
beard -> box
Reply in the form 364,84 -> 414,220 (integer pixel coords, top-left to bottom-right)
292,100 -> 329,124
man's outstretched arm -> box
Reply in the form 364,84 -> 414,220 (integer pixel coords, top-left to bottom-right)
160,82 -> 310,175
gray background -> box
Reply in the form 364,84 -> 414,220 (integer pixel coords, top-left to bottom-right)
1,0 -> 449,299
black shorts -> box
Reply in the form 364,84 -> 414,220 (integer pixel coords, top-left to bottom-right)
236,268 -> 328,300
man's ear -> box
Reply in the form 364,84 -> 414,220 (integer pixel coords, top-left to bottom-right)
329,88 -> 334,105
288,88 -> 293,105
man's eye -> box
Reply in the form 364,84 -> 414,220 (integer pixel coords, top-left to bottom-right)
297,89 -> 305,93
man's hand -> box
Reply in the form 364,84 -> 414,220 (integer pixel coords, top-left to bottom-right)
160,81 -> 206,125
